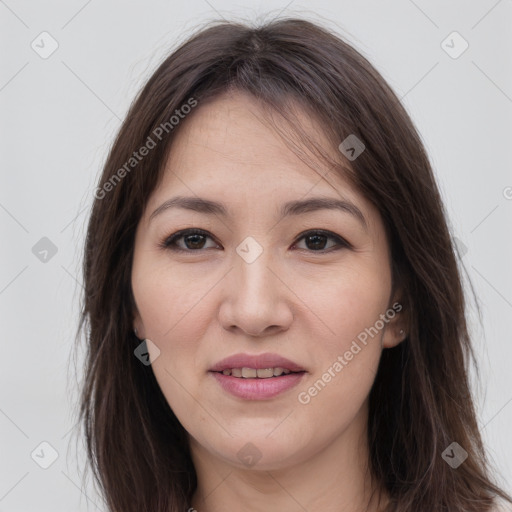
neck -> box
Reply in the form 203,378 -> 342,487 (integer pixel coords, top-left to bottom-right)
189,401 -> 389,512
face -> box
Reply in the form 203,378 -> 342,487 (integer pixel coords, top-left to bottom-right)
131,90 -> 405,471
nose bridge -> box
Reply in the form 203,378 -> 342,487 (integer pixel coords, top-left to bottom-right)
219,236 -> 293,335
233,239 -> 276,305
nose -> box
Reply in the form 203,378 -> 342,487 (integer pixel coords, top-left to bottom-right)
218,248 -> 294,337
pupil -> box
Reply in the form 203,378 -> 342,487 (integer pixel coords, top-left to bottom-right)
185,234 -> 205,249
306,234 -> 326,250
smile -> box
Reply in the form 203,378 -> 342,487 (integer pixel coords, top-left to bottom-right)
215,367 -> 301,378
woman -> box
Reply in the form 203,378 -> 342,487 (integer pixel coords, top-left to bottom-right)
76,17 -> 512,512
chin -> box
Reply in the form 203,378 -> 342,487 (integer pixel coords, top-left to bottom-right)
211,433 -> 309,471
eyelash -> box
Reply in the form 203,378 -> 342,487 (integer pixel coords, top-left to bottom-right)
159,228 -> 351,253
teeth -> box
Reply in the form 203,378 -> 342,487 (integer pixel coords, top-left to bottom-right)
242,367 -> 257,378
220,367 -> 297,378
257,368 -> 274,378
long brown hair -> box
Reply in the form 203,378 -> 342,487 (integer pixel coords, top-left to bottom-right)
74,17 -> 512,511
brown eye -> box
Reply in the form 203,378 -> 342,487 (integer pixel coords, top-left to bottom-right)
304,233 -> 330,250
294,230 -> 350,252
160,228 -> 350,253
161,229 -> 219,252
181,233 -> 207,249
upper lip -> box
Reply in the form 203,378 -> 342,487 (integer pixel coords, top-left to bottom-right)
209,353 -> 306,372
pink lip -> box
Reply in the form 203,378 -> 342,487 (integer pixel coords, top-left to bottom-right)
210,371 -> 306,400
209,352 -> 305,373
208,352 -> 306,400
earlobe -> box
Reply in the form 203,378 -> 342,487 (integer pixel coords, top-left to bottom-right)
132,311 -> 144,340
381,293 -> 408,348
382,325 -> 407,349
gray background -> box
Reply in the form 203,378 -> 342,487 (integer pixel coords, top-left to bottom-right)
1,0 -> 511,510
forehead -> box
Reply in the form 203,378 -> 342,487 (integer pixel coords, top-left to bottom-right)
155,90 -> 359,201
140,91 -> 388,252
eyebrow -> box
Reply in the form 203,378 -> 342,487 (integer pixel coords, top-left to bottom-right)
149,195 -> 368,229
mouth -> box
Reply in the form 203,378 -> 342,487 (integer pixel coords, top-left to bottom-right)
209,352 -> 306,374
212,367 -> 305,378
208,353 -> 307,400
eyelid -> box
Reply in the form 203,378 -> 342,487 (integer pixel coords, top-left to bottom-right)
292,229 -> 352,251
160,228 -> 351,252
159,228 -> 220,252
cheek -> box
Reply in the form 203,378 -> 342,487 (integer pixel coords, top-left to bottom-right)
131,262 -> 217,417
295,262 -> 391,350
132,260 -> 217,341
291,269 -> 390,410
290,264 -> 391,425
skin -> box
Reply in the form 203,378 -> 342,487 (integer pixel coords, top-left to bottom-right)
131,90 -> 407,512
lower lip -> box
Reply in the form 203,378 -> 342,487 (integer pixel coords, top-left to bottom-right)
210,371 -> 306,400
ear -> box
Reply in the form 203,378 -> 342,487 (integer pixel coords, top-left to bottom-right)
381,295 -> 408,349
133,310 -> 145,340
